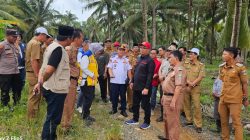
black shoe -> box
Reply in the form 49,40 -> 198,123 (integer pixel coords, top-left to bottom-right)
157,135 -> 168,140
85,116 -> 96,122
196,127 -> 202,133
109,110 -> 117,115
184,122 -> 193,126
156,116 -> 163,122
102,98 -> 108,103
180,112 -> 186,117
128,108 -> 133,113
120,111 -> 128,117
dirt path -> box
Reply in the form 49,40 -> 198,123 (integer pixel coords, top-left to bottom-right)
120,105 -> 220,140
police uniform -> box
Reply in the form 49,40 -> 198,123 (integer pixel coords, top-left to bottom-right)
162,64 -> 186,140
0,39 -> 20,106
61,45 -> 80,130
127,52 -> 139,110
26,37 -> 43,119
218,62 -> 248,140
183,60 -> 205,128
107,54 -> 132,112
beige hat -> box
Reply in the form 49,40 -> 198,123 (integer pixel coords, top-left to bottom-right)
167,45 -> 177,51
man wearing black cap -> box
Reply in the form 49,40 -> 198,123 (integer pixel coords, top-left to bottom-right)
33,25 -> 74,140
0,29 -> 20,109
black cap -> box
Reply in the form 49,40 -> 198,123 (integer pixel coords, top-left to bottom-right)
104,38 -> 112,43
58,25 -> 74,37
6,29 -> 19,36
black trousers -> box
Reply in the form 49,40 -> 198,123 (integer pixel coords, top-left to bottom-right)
41,87 -> 66,140
98,75 -> 107,100
81,83 -> 95,118
132,89 -> 152,124
110,83 -> 127,111
0,74 -> 21,106
159,85 -> 163,117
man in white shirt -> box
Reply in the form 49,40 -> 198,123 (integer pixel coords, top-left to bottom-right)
107,45 -> 132,117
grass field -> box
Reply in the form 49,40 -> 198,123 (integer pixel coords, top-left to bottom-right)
0,60 -> 249,139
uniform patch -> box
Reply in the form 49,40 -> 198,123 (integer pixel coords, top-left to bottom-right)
241,70 -> 247,75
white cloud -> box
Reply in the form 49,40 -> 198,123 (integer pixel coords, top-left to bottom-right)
51,0 -> 95,21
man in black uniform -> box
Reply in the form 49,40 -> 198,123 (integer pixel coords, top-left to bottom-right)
125,41 -> 155,130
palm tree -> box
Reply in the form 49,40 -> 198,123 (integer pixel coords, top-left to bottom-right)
230,0 -> 242,48
83,0 -> 113,39
142,0 -> 148,42
1,0 -> 57,41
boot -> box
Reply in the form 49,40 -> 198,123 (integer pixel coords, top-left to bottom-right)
216,120 -> 221,133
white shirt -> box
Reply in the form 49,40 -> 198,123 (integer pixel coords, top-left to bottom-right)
107,55 -> 132,84
79,55 -> 94,86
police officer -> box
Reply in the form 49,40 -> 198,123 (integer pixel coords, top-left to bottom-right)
158,50 -> 186,140
34,25 -> 74,140
0,29 -> 20,108
108,45 -> 132,117
26,27 -> 49,119
61,29 -> 83,131
127,43 -> 140,112
125,42 -> 155,130
219,47 -> 249,140
183,48 -> 205,133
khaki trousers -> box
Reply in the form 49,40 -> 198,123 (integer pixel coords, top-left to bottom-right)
163,95 -> 182,140
219,101 -> 243,140
183,86 -> 202,128
27,72 -> 41,119
61,79 -> 78,129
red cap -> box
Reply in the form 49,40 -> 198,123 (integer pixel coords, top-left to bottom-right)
139,42 -> 151,49
113,42 -> 120,47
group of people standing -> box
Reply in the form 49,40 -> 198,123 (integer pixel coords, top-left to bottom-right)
0,25 -> 249,140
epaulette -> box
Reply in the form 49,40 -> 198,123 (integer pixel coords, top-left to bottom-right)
236,63 -> 244,67
219,62 -> 226,67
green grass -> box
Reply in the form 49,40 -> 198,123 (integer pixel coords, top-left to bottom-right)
0,84 -> 122,140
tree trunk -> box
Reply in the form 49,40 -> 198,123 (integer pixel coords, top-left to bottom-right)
107,4 -> 112,39
210,0 -> 216,64
230,0 -> 242,48
152,2 -> 157,48
188,0 -> 193,49
142,0 -> 148,42
192,10 -> 197,48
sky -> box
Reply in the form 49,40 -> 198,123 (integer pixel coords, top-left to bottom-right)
51,0 -> 95,21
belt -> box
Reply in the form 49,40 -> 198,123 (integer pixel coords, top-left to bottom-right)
26,71 -> 33,73
163,93 -> 174,96
186,84 -> 199,87
70,76 -> 78,81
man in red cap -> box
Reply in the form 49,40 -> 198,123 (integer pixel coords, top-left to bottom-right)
111,41 -> 120,57
125,41 -> 155,130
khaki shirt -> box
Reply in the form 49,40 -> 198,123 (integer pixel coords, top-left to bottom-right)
184,60 -> 205,85
162,65 -> 187,94
66,45 -> 80,78
25,37 -> 43,72
104,48 -> 113,56
128,53 -> 139,75
219,62 -> 248,103
0,40 -> 19,74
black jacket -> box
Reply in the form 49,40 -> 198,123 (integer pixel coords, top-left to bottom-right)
132,54 -> 155,91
